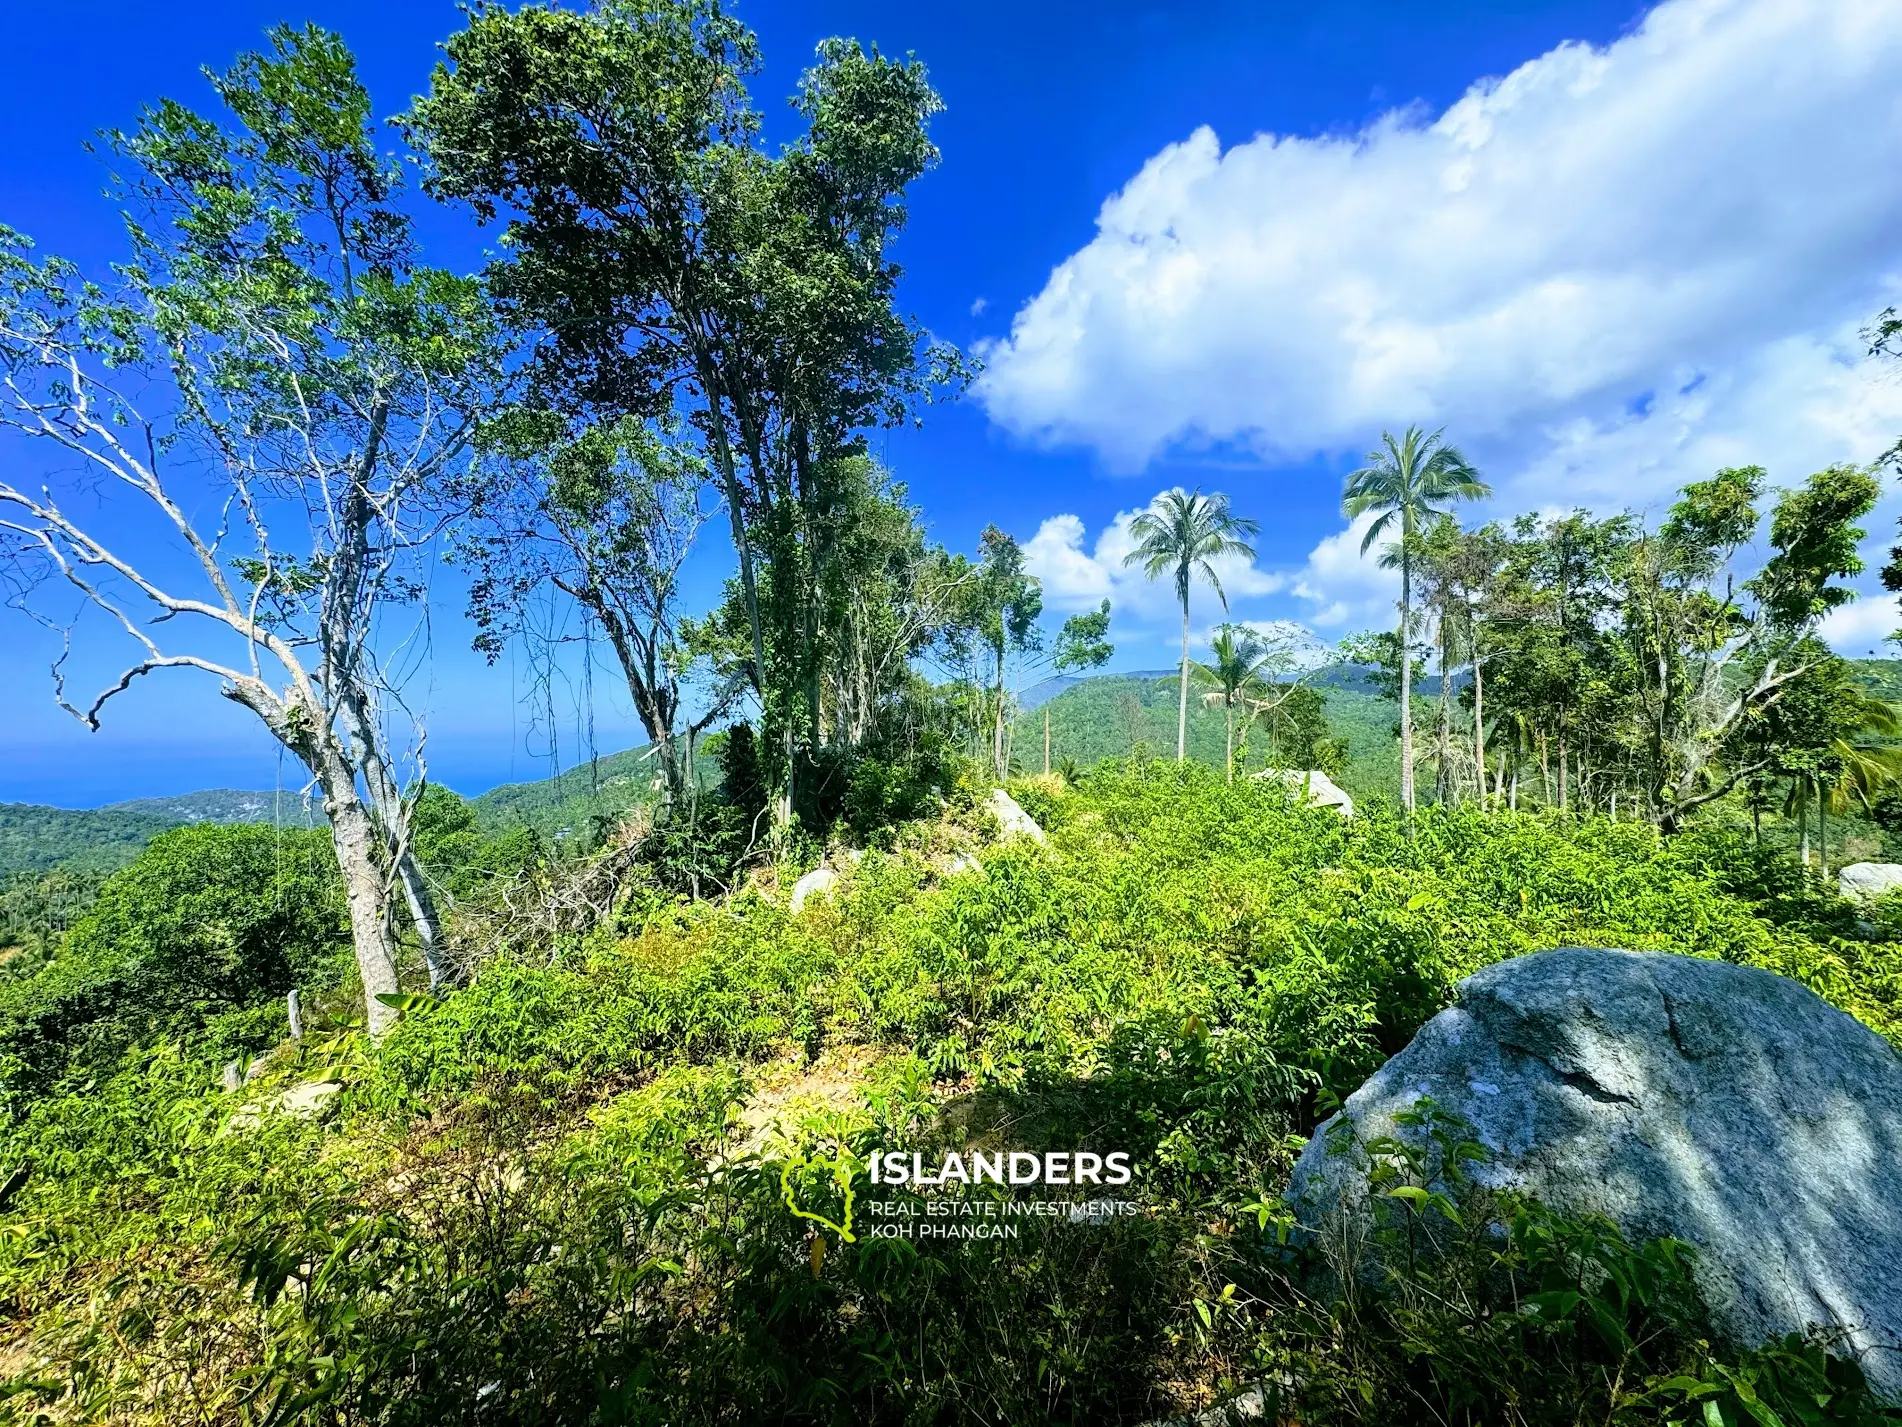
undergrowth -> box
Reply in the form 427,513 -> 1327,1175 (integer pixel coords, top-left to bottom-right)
0,761 -> 1896,1423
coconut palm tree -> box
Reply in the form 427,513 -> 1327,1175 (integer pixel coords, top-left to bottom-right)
1193,624 -> 1277,782
1342,427 -> 1490,811
1124,489 -> 1260,762
1812,692 -> 1902,875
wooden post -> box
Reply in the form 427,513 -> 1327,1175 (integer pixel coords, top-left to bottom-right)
287,989 -> 304,1041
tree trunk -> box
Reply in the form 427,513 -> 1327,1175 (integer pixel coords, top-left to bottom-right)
1399,551 -> 1415,812
1799,779 -> 1811,866
337,691 -> 450,989
993,642 -> 1008,779
323,767 -> 401,1038
1818,778 -> 1829,878
1044,706 -> 1051,775
1558,728 -> 1569,813
1471,640 -> 1485,810
1435,617 -> 1451,805
1176,591 -> 1190,763
1225,700 -> 1234,784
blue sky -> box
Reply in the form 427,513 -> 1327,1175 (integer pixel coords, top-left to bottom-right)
4,0 -> 1899,805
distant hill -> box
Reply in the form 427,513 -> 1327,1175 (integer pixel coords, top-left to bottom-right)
0,802 -> 200,875
105,788 -> 324,826
1014,665 -> 1401,800
471,745 -> 663,840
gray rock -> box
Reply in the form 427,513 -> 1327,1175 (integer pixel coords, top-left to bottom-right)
983,788 -> 1046,844
1839,862 -> 1902,903
1286,947 -> 1902,1397
1252,768 -> 1353,817
789,866 -> 840,915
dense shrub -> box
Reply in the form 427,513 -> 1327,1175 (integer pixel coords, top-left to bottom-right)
0,823 -> 347,1105
2,765 -> 1898,1423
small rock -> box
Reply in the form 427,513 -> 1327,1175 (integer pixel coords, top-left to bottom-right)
1252,768 -> 1353,816
1838,861 -> 1902,903
983,789 -> 1046,844
1143,1387 -> 1268,1426
232,1078 -> 342,1129
790,866 -> 840,914
276,1080 -> 342,1120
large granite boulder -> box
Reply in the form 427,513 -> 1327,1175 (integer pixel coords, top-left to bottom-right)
1839,862 -> 1902,903
1286,947 -> 1902,1397
789,866 -> 840,915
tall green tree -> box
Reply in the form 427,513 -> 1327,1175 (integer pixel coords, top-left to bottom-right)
1123,489 -> 1259,762
1341,427 -> 1490,811
1194,626 -> 1272,783
966,526 -> 1043,778
409,1 -> 953,829
1039,600 -> 1114,772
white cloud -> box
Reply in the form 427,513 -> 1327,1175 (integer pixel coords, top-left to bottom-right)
1222,619 -> 1333,669
1021,490 -> 1286,629
1290,512 -> 1400,630
977,0 -> 1902,513
1819,592 -> 1899,655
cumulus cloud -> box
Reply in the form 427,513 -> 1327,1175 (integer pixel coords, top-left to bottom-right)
977,0 -> 1902,516
1290,513 -> 1400,631
1021,490 -> 1286,628
1818,592 -> 1900,655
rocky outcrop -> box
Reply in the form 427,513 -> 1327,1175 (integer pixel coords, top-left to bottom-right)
983,789 -> 1046,844
1286,947 -> 1902,1397
1253,768 -> 1353,816
1838,862 -> 1902,903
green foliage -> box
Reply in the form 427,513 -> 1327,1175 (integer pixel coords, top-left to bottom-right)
1021,670 -> 1399,798
0,802 -> 186,875
0,824 -> 347,1106
5,768 -> 1898,1422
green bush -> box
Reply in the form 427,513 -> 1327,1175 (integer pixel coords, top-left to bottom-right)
0,823 -> 347,1104
3,765 -> 1898,1423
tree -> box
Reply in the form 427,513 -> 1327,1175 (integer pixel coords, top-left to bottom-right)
0,824 -> 345,1104
1341,427 -> 1490,812
1618,465 -> 1879,829
467,414 -> 734,805
1193,623 -> 1301,782
1040,599 -> 1114,773
966,526 -> 1042,779
1123,489 -> 1259,763
409,2 -> 954,829
0,28 -> 497,1034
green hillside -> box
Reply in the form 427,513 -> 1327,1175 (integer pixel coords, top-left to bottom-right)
470,745 -> 663,840
0,803 -> 192,875
0,790 -> 322,875
1016,666 -> 1402,801
104,788 -> 323,826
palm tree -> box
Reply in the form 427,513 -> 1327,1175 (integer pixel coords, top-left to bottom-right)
1125,490 -> 1260,762
1194,624 -> 1276,782
1814,693 -> 1902,875
1342,427 -> 1490,811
